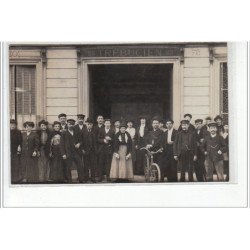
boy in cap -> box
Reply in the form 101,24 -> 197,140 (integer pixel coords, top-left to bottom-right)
82,118 -> 97,183
10,119 -> 22,184
201,122 -> 227,181
174,120 -> 197,182
37,120 -> 51,182
162,119 -> 178,182
178,114 -> 195,132
20,121 -> 39,183
60,119 -> 85,183
193,119 -> 207,181
97,118 -> 115,182
58,113 -> 67,132
214,115 -> 224,135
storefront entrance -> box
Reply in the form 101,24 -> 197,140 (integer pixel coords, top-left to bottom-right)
88,64 -> 173,125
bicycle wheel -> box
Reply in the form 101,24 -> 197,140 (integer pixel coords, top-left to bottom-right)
143,154 -> 150,182
149,163 -> 161,182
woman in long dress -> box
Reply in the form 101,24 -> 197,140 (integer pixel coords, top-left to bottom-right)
110,122 -> 134,182
126,120 -> 136,170
48,121 -> 65,183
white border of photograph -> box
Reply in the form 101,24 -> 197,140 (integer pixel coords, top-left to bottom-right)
1,42 -> 248,207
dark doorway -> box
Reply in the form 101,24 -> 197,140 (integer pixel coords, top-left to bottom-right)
88,64 -> 173,126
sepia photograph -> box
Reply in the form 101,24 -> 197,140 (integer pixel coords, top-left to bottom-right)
8,42 -> 230,185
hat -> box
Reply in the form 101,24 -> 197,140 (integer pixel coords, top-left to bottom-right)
208,122 -> 218,128
10,119 -> 17,125
195,119 -> 203,124
180,119 -> 190,125
214,115 -> 223,122
58,113 -> 67,118
152,116 -> 161,122
23,121 -> 35,128
67,119 -> 76,125
184,113 -> 192,119
77,114 -> 85,119
38,119 -> 48,127
139,115 -> 147,120
85,118 -> 94,124
120,122 -> 127,128
166,119 -> 174,124
53,121 -> 61,126
104,118 -> 111,122
205,116 -> 212,120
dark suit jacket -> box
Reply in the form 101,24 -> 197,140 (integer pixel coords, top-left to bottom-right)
74,124 -> 86,142
98,127 -> 115,154
134,126 -> 149,148
173,130 -> 197,157
163,129 -> 178,154
21,132 -> 39,157
60,130 -> 82,158
201,134 -> 227,162
82,128 -> 97,154
10,129 -> 22,154
146,129 -> 164,152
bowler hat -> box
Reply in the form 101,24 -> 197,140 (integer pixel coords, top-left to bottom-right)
85,118 -> 94,124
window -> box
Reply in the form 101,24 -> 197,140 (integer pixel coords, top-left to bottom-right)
9,65 -> 36,128
220,62 -> 228,124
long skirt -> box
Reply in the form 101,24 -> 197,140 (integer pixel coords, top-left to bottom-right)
49,145 -> 64,182
110,145 -> 134,180
37,147 -> 49,182
21,155 -> 38,182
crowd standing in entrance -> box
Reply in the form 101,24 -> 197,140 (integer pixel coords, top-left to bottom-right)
10,113 -> 229,184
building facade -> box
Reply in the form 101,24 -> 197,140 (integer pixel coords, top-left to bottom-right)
9,43 -> 228,129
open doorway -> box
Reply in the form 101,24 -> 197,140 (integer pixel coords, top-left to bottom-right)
88,64 -> 173,125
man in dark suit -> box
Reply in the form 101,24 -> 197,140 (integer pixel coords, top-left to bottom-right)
162,119 -> 178,182
178,114 -> 195,132
134,115 -> 149,175
201,122 -> 227,181
214,115 -> 224,135
146,117 -> 164,181
193,119 -> 207,182
174,120 -> 197,182
82,118 -> 97,183
97,119 -> 115,182
10,119 -> 22,184
58,113 -> 68,132
60,119 -> 85,183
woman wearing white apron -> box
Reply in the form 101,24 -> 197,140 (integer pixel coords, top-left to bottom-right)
110,122 -> 134,182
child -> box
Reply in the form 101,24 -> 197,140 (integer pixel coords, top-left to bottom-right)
20,121 -> 39,183
173,120 -> 197,182
201,122 -> 227,181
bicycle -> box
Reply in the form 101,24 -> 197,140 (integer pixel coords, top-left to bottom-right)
140,147 -> 163,182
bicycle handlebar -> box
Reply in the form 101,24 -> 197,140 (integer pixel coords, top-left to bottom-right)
140,147 -> 163,155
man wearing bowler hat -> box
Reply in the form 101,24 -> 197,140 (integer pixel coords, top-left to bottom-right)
201,122 -> 227,181
174,119 -> 197,182
60,119 -> 85,183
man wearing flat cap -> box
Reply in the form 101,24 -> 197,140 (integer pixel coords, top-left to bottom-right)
37,120 -> 51,182
178,114 -> 195,132
58,113 -> 67,132
174,119 -> 197,182
60,119 -> 85,183
10,119 -> 22,184
201,122 -> 227,181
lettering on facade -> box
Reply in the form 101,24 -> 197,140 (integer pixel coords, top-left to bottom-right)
81,46 -> 182,58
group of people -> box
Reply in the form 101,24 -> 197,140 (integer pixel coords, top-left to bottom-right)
10,112 -> 229,184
